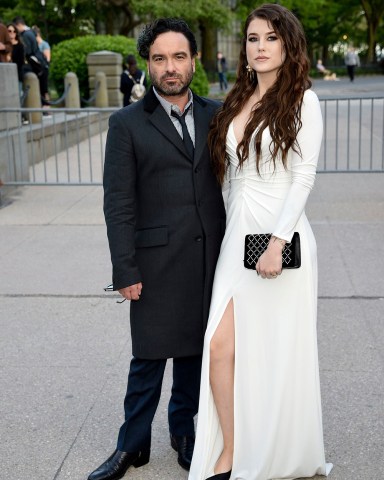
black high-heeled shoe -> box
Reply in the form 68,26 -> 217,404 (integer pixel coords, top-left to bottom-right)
206,470 -> 231,480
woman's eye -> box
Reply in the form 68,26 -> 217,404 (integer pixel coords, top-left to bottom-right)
268,35 -> 278,41
248,36 -> 258,42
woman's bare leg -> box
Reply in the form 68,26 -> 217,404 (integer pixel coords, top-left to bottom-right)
209,298 -> 235,474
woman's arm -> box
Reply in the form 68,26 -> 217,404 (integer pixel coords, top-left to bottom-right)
256,90 -> 323,278
272,90 -> 323,241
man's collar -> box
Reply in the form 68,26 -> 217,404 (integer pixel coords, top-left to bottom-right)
153,87 -> 193,116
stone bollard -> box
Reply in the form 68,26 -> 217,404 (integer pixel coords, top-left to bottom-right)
64,72 -> 81,108
95,71 -> 109,108
23,71 -> 42,124
0,63 -> 20,130
87,51 -> 123,107
0,63 -> 29,182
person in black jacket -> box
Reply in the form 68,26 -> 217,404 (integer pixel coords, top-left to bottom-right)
120,54 -> 147,106
216,51 -> 228,91
87,18 -> 226,480
7,23 -> 25,87
12,16 -> 49,105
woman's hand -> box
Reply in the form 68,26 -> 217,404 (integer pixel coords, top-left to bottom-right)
255,237 -> 285,279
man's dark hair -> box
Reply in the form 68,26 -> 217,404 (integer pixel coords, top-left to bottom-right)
12,16 -> 26,25
137,18 -> 198,60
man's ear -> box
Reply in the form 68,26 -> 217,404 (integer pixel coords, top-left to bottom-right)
192,58 -> 196,73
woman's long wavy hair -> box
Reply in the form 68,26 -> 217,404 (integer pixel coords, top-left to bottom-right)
208,4 -> 312,184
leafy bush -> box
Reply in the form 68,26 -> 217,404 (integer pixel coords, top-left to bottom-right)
50,36 -> 141,99
50,35 -> 209,101
192,59 -> 209,96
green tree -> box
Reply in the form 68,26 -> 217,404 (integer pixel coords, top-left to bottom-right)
0,0 -> 94,44
294,0 -> 363,64
89,0 -> 231,72
360,0 -> 384,62
232,0 -> 368,66
1,0 -> 232,73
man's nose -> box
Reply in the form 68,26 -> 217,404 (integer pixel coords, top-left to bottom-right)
165,58 -> 177,71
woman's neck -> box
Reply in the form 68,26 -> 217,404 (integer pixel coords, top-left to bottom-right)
256,72 -> 277,99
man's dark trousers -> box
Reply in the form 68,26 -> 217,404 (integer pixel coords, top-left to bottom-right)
117,355 -> 202,452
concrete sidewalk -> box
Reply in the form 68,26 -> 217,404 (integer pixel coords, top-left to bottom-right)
1,173 -> 383,480
210,75 -> 384,99
1,74 -> 384,480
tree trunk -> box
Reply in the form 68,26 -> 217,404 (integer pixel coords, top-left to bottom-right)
199,22 -> 217,75
322,46 -> 329,64
367,19 -> 378,63
360,0 -> 382,63
104,11 -> 115,35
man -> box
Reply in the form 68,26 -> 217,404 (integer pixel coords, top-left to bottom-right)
12,17 -> 49,104
88,18 -> 226,480
216,51 -> 228,91
32,25 -> 51,63
32,25 -> 51,105
344,47 -> 360,82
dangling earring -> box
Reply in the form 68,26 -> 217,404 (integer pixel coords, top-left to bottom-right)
246,64 -> 254,80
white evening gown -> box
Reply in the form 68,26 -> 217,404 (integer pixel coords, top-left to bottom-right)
189,90 -> 333,480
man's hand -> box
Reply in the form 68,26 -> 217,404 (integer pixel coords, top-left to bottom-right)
118,283 -> 143,301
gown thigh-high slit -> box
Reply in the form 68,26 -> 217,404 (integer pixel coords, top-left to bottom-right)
189,90 -> 332,480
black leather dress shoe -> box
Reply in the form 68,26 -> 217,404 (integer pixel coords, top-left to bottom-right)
170,434 -> 195,471
206,471 -> 232,480
87,449 -> 150,480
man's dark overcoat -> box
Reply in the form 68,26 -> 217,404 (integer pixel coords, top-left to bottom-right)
103,87 -> 226,359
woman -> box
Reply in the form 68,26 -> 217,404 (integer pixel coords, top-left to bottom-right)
120,54 -> 147,106
189,4 -> 332,480
7,23 -> 25,89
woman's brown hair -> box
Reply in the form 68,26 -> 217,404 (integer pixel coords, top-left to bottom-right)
7,23 -> 21,43
208,4 -> 312,184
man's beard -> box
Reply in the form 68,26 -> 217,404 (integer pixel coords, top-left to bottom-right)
150,70 -> 194,96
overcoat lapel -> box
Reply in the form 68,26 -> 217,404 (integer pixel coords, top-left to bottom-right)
192,95 -> 212,167
144,87 -> 192,162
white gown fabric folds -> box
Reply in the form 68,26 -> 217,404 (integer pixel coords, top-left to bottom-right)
189,90 -> 332,480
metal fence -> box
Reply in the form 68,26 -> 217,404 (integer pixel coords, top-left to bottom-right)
0,96 -> 383,186
0,107 -> 114,186
319,96 -> 384,172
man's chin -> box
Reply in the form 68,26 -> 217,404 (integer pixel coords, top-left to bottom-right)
156,84 -> 189,97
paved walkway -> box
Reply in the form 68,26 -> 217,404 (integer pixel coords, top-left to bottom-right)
1,76 -> 384,480
209,74 -> 384,99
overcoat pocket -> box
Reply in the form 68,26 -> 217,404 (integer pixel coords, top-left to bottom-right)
135,226 -> 169,248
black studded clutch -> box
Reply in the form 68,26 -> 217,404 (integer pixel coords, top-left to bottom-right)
244,232 -> 301,270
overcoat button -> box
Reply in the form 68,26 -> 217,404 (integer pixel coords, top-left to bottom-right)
195,236 -> 202,242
